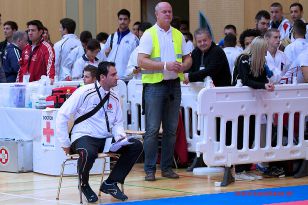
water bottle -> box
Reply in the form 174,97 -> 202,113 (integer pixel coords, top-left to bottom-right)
45,78 -> 52,96
236,79 -> 243,87
13,84 -> 26,108
204,76 -> 214,88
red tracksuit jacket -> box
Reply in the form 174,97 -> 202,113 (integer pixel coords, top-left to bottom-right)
17,38 -> 55,82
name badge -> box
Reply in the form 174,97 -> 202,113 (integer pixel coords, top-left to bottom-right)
200,66 -> 205,70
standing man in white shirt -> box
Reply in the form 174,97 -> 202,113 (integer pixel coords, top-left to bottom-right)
264,28 -> 289,84
138,2 -> 192,181
284,20 -> 308,83
223,34 -> 241,75
269,2 -> 291,40
56,61 -> 142,203
104,9 -> 139,81
54,18 -> 81,81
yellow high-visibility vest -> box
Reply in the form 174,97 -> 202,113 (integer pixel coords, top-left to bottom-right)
141,26 -> 184,84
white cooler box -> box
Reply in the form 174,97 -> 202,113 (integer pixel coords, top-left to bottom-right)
0,139 -> 33,172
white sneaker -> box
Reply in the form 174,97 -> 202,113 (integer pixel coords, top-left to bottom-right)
247,172 -> 263,180
235,171 -> 256,181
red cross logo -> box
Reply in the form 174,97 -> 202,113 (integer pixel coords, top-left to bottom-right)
43,121 -> 54,143
107,103 -> 113,110
0,147 -> 9,165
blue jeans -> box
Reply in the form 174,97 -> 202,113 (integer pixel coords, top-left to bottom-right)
143,79 -> 181,173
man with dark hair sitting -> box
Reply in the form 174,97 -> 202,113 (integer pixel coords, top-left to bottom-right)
56,61 -> 143,203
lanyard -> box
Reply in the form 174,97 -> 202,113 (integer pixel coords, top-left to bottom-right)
95,82 -> 111,132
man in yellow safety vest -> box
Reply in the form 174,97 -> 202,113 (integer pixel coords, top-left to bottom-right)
138,1 -> 192,181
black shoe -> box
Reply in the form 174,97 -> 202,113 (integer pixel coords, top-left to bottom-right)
80,184 -> 98,203
161,169 -> 179,179
145,172 -> 156,181
265,166 -> 285,177
100,181 -> 128,201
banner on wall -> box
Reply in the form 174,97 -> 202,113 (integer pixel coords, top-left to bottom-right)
41,109 -> 57,150
199,11 -> 214,42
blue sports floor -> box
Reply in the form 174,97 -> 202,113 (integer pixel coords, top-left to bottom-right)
104,185 -> 308,205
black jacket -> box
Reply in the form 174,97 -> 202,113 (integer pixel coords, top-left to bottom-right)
187,42 -> 231,87
237,55 -> 268,89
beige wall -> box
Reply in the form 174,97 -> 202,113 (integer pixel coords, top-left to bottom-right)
0,0 -> 141,43
244,0 -> 308,30
0,0 -> 65,42
0,0 -> 307,44
190,0 -> 308,42
190,0 -> 244,42
96,0 -> 141,35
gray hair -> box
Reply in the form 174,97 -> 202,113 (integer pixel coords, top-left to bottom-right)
155,3 -> 160,12
12,31 -> 27,42
155,2 -> 171,13
194,28 -> 212,39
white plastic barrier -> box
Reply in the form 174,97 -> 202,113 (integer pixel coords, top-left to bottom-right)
180,82 -> 204,152
196,84 -> 308,167
127,79 -> 145,131
112,80 -> 128,129
127,79 -> 204,153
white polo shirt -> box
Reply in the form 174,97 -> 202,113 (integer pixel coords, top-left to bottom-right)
284,48 -> 308,83
138,24 -> 190,80
265,50 -> 289,84
299,48 -> 308,66
284,38 -> 308,63
223,47 -> 241,75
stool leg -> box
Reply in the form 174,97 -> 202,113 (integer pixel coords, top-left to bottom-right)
77,162 -> 83,204
98,157 -> 106,197
56,160 -> 67,200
